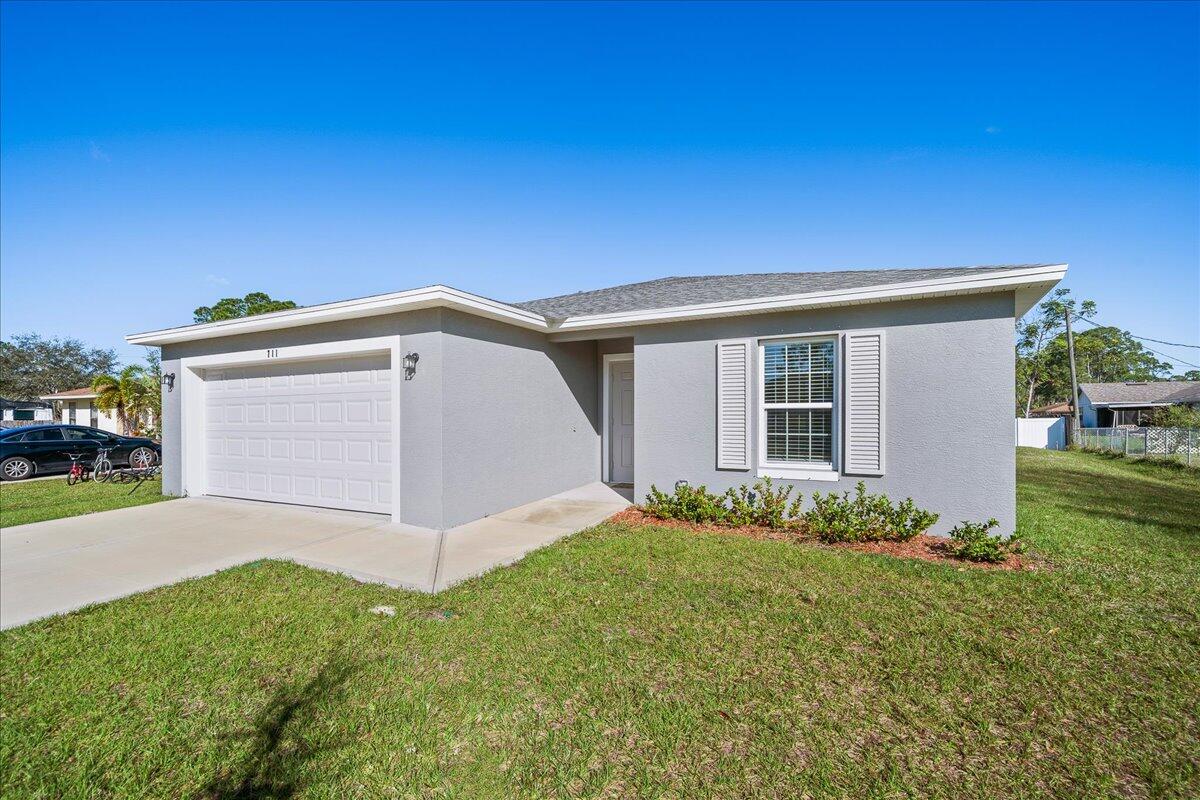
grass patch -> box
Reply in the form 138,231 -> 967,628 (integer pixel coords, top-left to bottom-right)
2,450 -> 1198,798
0,476 -> 172,528
1074,445 -> 1200,472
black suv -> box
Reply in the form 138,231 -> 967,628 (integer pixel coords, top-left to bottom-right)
0,425 -> 160,480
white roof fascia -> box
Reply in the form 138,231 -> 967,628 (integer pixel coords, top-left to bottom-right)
1092,402 -> 1175,408
553,264 -> 1068,332
126,285 -> 550,346
126,265 -> 1067,346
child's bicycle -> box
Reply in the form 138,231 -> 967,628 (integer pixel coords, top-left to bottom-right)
65,452 -> 90,485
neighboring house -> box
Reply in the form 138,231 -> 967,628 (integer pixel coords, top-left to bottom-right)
128,264 -> 1067,535
0,398 -> 53,427
1079,381 -> 1200,427
38,388 -> 124,433
1029,401 -> 1073,418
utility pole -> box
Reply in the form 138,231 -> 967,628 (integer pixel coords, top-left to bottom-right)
1065,306 -> 1082,443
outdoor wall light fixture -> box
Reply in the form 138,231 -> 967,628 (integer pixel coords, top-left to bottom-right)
161,372 -> 176,392
403,352 -> 420,380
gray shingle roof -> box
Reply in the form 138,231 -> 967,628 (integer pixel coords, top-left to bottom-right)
1164,382 -> 1200,404
513,265 -> 1050,319
1081,381 -> 1200,405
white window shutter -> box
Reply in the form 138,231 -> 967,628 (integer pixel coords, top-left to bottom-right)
716,340 -> 752,470
843,330 -> 885,476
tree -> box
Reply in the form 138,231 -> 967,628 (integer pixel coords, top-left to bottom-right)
91,357 -> 159,436
1152,405 -> 1200,429
139,349 -> 163,438
91,371 -> 135,434
0,333 -> 119,401
1172,370 -> 1200,381
1015,289 -> 1095,416
90,348 -> 162,436
1014,291 -> 1180,413
1036,326 -> 1173,403
194,292 -> 297,324
141,348 -> 163,419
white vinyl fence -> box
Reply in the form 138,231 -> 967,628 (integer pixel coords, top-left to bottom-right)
1075,427 -> 1199,466
1016,417 -> 1066,450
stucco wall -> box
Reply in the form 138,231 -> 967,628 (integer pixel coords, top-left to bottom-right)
160,358 -> 183,495
438,310 -> 599,528
161,309 -> 448,528
156,292 -> 1018,534
632,292 -> 1018,535
159,308 -> 600,530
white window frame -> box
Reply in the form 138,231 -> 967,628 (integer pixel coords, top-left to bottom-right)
756,335 -> 840,481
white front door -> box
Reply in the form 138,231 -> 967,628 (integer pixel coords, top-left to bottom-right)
609,359 -> 634,484
203,354 -> 392,514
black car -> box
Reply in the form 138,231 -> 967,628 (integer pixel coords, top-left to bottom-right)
0,425 -> 160,481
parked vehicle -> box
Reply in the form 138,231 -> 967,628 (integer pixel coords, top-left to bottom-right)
0,425 -> 160,481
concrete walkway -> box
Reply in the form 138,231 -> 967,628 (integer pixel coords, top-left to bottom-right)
0,483 -> 630,629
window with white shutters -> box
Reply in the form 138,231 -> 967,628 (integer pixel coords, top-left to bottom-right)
716,340 -> 751,470
843,330 -> 885,475
759,338 -> 836,471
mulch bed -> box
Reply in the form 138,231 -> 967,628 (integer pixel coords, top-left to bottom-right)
609,507 -> 1039,571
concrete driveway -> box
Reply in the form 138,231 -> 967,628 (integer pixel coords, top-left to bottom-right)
1,483 -> 629,629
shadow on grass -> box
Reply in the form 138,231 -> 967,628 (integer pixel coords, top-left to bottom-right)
1021,455 -> 1200,540
196,649 -> 357,800
1076,448 -> 1199,472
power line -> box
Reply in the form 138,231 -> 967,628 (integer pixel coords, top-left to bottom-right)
1072,315 -> 1200,370
1080,314 -> 1200,347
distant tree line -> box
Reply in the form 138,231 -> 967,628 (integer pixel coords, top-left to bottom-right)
1,292 -> 298,434
193,291 -> 297,324
1016,288 -> 1195,417
0,334 -> 119,401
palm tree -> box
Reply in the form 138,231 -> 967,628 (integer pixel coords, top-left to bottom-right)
91,372 -> 131,433
121,366 -> 154,436
92,366 -> 150,435
138,349 -> 163,437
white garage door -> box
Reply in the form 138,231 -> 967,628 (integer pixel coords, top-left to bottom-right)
204,355 -> 392,514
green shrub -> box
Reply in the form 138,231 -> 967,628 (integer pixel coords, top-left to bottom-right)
891,497 -> 941,540
644,483 -> 729,524
948,518 -> 1024,563
806,482 -> 939,543
724,477 -> 804,527
643,478 -> 805,528
1151,405 -> 1200,429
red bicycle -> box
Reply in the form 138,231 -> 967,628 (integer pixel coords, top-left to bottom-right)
65,452 -> 89,486
65,447 -> 115,485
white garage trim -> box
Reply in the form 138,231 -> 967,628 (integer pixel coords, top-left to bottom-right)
179,337 -> 403,520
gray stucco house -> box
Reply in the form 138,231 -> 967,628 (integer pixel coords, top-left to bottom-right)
1079,381 -> 1200,427
128,264 -> 1066,536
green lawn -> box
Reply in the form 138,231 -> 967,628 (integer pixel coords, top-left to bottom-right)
1,449 -> 1197,798
0,475 -> 171,528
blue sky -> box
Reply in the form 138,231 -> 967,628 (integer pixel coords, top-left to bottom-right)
2,1 -> 1197,369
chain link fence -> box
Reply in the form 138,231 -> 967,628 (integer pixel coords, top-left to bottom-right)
1074,427 -> 1199,466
